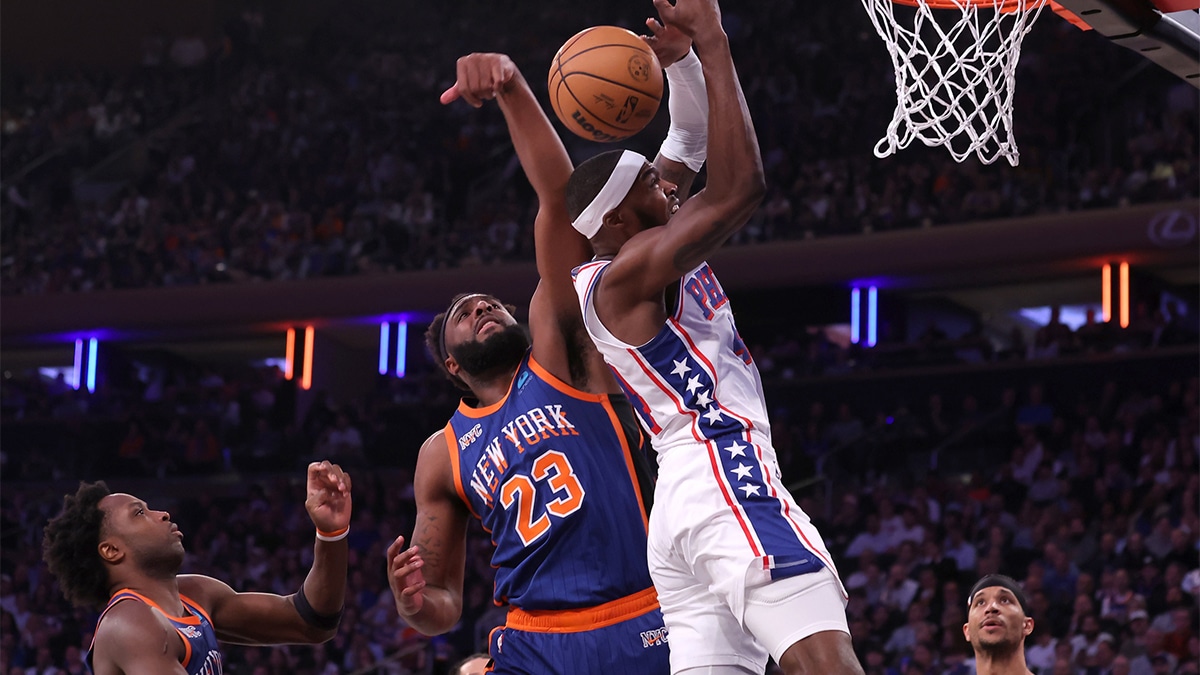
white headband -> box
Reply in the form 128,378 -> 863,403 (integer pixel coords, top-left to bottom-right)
571,150 -> 647,239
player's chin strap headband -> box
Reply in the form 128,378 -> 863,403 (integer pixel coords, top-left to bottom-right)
571,150 -> 647,239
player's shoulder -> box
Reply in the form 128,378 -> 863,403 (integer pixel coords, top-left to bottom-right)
420,428 -> 450,454
95,596 -> 169,643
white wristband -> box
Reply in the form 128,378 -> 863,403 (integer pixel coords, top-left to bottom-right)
660,49 -> 709,172
316,526 -> 349,542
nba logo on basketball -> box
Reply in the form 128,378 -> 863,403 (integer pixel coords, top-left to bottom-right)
626,55 -> 653,82
640,626 -> 669,648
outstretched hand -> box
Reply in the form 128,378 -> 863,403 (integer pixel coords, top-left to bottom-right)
387,535 -> 427,617
642,13 -> 692,67
305,460 -> 352,534
440,53 -> 520,108
651,0 -> 724,43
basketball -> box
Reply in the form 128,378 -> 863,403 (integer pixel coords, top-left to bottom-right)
548,26 -> 663,143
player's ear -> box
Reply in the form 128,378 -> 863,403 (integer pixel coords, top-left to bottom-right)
1023,617 -> 1034,638
98,539 -> 124,565
601,207 -> 624,229
962,622 -> 970,643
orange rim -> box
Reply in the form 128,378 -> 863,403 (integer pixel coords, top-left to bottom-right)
890,0 -> 1047,9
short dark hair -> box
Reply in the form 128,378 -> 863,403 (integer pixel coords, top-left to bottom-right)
566,149 -> 625,223
424,293 -> 518,391
968,574 -> 1031,617
43,481 -> 113,611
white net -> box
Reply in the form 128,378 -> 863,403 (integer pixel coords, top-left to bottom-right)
860,0 -> 1049,165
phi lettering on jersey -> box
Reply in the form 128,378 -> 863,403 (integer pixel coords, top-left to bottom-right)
640,626 -> 669,648
468,405 -> 579,506
683,264 -> 728,321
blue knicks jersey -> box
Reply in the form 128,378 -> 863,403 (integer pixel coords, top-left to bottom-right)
446,352 -> 655,610
87,590 -> 223,674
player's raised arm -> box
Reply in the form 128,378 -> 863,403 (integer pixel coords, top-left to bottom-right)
443,52 -> 596,385
387,430 -> 470,636
593,0 -> 764,303
180,461 -> 352,645
644,13 -> 707,203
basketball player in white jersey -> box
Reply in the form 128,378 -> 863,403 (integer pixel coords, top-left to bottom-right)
566,0 -> 863,673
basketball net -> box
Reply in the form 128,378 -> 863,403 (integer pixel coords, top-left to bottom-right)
861,0 -> 1050,166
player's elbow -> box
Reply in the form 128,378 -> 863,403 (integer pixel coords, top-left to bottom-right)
733,169 -> 766,213
300,624 -> 340,644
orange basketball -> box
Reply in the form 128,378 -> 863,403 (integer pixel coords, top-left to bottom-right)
548,26 -> 663,143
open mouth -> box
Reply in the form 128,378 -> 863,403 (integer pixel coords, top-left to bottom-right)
476,317 -> 500,335
670,203 -> 680,214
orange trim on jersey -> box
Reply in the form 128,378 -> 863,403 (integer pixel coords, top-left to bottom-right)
453,354 -> 523,419
505,586 -> 659,633
444,422 -> 480,520
526,356 -> 608,403
96,590 -> 204,668
599,396 -> 650,532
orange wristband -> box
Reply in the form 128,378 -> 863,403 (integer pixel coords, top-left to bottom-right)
316,526 -> 349,542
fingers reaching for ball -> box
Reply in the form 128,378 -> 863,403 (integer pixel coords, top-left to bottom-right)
442,53 -> 518,108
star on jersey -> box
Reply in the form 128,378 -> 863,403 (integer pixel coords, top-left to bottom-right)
703,406 -> 724,424
739,484 -> 761,497
724,440 -> 747,458
695,389 -> 713,408
670,359 -> 692,378
685,375 -> 702,394
732,463 -> 754,479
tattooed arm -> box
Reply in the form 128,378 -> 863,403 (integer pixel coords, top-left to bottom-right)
387,430 -> 470,636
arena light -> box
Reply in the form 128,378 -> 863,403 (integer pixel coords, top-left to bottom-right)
850,288 -> 861,344
1101,264 -> 1112,323
394,321 -> 408,378
285,328 -> 296,380
867,286 -> 878,348
1119,262 -> 1130,328
86,338 -> 98,393
301,326 -> 315,391
379,323 -> 391,375
73,339 -> 83,391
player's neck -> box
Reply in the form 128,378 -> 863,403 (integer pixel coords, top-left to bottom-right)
974,648 -> 1032,675
111,575 -> 184,616
467,365 -> 520,407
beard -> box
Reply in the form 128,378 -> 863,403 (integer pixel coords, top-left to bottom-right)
450,323 -> 530,379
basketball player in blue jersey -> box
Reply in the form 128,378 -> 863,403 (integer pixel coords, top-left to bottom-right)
384,24 -> 709,675
566,0 -> 864,674
42,461 -> 352,675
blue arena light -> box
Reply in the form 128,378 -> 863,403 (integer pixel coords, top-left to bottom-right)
867,287 -> 878,348
73,339 -> 84,391
379,323 -> 390,375
395,322 -> 408,378
850,288 -> 861,345
86,338 -> 98,393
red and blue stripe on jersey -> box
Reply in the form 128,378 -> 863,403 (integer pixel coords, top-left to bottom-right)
87,589 -> 224,674
446,351 -> 655,610
573,259 -> 833,580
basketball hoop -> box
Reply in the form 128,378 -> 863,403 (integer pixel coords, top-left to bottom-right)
861,0 -> 1051,165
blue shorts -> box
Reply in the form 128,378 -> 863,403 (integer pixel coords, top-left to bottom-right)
486,591 -> 670,675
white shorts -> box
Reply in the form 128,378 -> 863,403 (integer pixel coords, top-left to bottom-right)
647,439 -> 848,673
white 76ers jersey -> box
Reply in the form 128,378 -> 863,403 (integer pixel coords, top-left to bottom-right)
572,259 -> 772,456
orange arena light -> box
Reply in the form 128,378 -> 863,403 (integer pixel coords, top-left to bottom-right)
1119,263 -> 1130,328
285,328 -> 296,380
301,326 -> 315,391
1101,264 -> 1112,323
